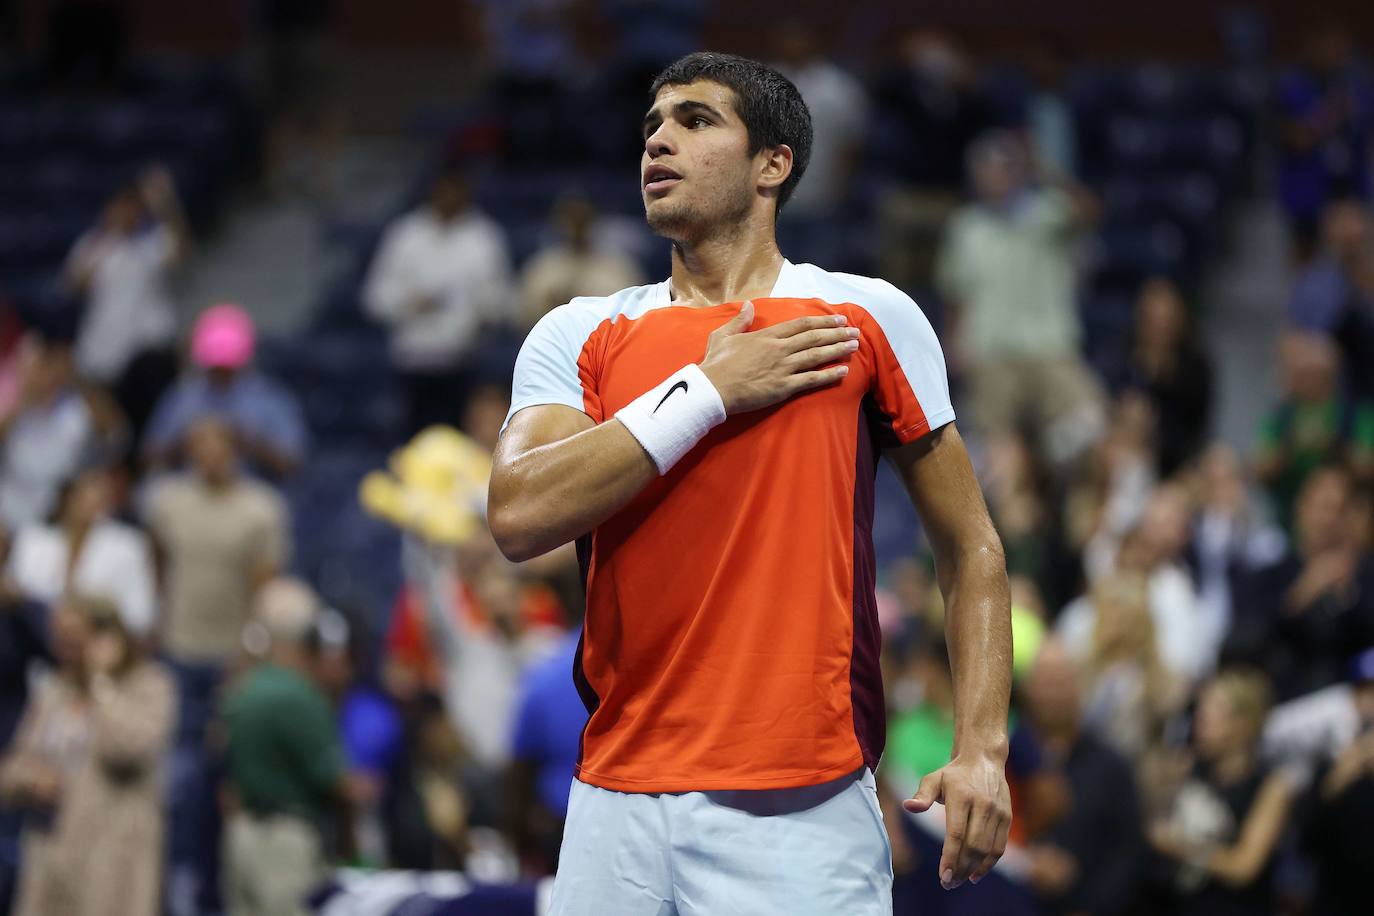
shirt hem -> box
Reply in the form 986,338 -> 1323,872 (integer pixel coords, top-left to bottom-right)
895,406 -> 956,444
573,753 -> 866,794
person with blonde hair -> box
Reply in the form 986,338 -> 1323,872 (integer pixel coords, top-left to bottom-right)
0,593 -> 176,916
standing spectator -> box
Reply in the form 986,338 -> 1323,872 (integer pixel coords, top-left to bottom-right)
1306,646 -> 1374,916
1021,639 -> 1145,916
1114,277 -> 1215,476
63,166 -> 186,440
222,578 -> 371,916
1148,669 -> 1296,916
1254,331 -> 1374,531
773,24 -> 869,220
4,595 -> 173,916
1019,40 -> 1078,180
363,167 -> 514,433
143,303 -> 307,481
1230,465 -> 1374,702
935,130 -> 1105,467
6,466 -> 156,637
1276,26 -> 1374,257
518,194 -> 644,328
144,416 -> 289,913
0,324 -> 125,533
1287,198 -> 1374,400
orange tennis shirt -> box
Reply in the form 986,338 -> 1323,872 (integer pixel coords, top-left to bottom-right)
503,260 -> 955,792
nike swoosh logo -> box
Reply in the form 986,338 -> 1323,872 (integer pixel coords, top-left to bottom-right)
653,380 -> 689,414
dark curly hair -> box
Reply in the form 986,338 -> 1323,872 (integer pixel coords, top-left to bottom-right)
650,51 -> 813,214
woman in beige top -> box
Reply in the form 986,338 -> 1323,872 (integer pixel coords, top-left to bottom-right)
0,594 -> 176,916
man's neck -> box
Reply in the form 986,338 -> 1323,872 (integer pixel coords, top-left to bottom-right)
666,222 -> 785,308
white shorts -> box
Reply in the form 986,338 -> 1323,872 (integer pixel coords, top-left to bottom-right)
549,767 -> 893,915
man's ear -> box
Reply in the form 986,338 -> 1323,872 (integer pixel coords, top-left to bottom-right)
758,144 -> 794,194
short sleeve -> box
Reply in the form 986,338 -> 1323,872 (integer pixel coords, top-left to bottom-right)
859,286 -> 955,445
502,303 -> 603,433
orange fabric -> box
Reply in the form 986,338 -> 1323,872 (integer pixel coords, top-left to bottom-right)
572,297 -> 933,792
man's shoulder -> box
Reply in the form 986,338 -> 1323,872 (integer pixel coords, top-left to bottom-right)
783,262 -> 930,331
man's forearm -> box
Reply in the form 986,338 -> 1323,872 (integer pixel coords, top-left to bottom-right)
489,419 -> 658,562
941,543 -> 1012,759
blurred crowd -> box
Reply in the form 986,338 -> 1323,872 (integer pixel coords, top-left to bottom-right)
3,5 -> 1374,916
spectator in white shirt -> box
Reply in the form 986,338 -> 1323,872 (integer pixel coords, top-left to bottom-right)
518,194 -> 644,328
64,166 -> 187,442
5,466 -> 157,637
364,167 -> 514,434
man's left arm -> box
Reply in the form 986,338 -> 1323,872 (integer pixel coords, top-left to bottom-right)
888,422 -> 1012,890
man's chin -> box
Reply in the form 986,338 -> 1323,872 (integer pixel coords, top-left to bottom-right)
645,203 -> 695,240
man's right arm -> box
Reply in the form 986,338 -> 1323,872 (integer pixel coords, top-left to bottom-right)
489,304 -> 859,562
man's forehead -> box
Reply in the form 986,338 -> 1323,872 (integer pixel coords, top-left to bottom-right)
647,80 -> 737,117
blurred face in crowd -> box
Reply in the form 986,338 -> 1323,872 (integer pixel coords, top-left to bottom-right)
102,187 -> 144,235
900,30 -> 968,88
1297,467 -> 1353,556
1279,331 -> 1338,402
1091,573 -> 1154,663
1136,277 -> 1188,350
1198,443 -> 1247,513
431,173 -> 471,222
1322,199 -> 1371,262
1138,483 -> 1192,565
60,469 -> 112,529
186,417 -> 238,484
1025,640 -> 1082,735
775,22 -> 820,71
461,384 -> 512,454
20,336 -> 75,404
641,80 -> 763,242
969,137 -> 1025,206
1194,676 -> 1267,762
555,195 -> 597,251
50,601 -> 91,672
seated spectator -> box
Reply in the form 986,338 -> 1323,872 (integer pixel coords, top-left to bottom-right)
1287,197 -> 1374,400
363,166 -> 514,434
518,194 -> 644,328
507,627 -> 585,874
222,578 -> 373,916
2,595 -> 173,916
1306,645 -> 1374,916
6,466 -> 156,637
935,131 -> 1105,467
1254,330 -> 1374,531
1021,639 -> 1145,916
143,303 -> 307,481
1230,465 -> 1374,701
63,166 -> 186,438
1148,669 -> 1296,916
1112,277 -> 1214,477
381,693 -> 473,872
0,323 -> 125,533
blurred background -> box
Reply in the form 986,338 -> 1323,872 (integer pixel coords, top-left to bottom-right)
3,1 -> 1374,915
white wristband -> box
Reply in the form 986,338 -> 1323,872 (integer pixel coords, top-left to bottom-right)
615,363 -> 726,474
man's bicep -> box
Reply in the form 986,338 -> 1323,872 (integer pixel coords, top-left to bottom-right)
885,423 -> 998,556
496,404 -> 596,464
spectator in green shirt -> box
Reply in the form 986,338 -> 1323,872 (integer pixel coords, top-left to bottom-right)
221,578 -> 370,916
1255,331 -> 1374,532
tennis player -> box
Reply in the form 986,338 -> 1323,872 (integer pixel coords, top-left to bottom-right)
490,51 -> 1012,914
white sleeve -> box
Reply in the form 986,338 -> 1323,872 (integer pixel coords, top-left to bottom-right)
861,283 -> 955,443
501,303 -> 601,434
361,221 -> 417,324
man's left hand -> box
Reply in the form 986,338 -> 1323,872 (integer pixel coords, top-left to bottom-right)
903,751 -> 1011,890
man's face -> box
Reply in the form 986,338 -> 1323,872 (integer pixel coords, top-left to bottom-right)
641,81 -> 759,242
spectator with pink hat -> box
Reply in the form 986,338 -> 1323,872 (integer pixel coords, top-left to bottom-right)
142,303 -> 306,481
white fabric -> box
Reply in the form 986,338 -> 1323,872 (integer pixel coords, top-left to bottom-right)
66,226 -> 178,383
6,520 -> 158,635
550,767 -> 891,915
363,207 -> 513,371
614,363 -> 725,474
0,393 -> 95,531
502,259 -> 953,436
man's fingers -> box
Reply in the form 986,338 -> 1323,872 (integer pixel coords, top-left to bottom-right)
786,365 -> 849,394
760,313 -> 847,339
969,810 -> 1011,885
781,326 -> 860,355
903,771 -> 943,814
787,340 -> 859,371
712,300 -> 755,338
956,801 -> 996,886
939,796 -> 972,890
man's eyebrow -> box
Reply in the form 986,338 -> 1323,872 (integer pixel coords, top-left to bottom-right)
642,100 -> 727,135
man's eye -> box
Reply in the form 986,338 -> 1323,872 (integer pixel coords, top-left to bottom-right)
689,117 -> 708,128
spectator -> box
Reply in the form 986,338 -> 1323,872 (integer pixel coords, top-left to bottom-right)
1021,639 -> 1145,916
1276,26 -> 1374,257
1287,198 -> 1374,400
143,303 -> 307,481
222,578 -> 371,916
1306,645 -> 1374,916
1230,465 -> 1374,702
0,593 -> 51,916
1254,330 -> 1374,531
381,693 -> 473,872
63,166 -> 186,439
517,194 -> 644,328
507,627 -> 585,874
0,325 -> 125,533
6,466 -> 156,637
772,24 -> 869,219
363,166 -> 514,433
1114,277 -> 1215,477
1148,669 -> 1296,916
1019,40 -> 1078,180
935,130 -> 1106,467
4,595 -> 173,916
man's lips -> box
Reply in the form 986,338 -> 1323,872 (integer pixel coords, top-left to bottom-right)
643,165 -> 681,193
